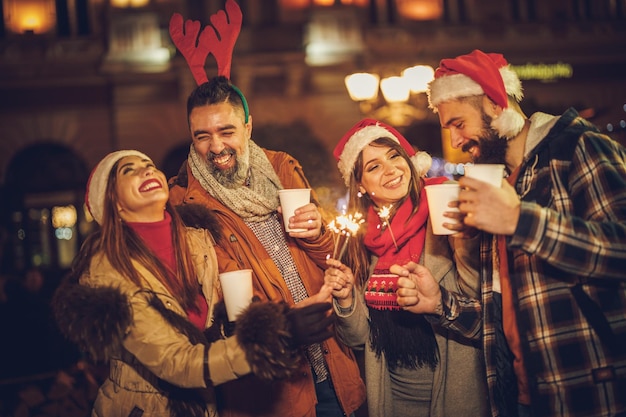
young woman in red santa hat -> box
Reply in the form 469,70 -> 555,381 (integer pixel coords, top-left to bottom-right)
324,119 -> 488,417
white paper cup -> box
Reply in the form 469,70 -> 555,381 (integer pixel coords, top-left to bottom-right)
464,164 -> 505,188
278,188 -> 311,232
425,183 -> 460,235
218,269 -> 253,322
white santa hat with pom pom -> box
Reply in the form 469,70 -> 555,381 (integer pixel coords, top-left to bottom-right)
85,149 -> 151,225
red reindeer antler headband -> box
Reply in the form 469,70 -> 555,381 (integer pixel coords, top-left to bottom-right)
169,0 -> 249,121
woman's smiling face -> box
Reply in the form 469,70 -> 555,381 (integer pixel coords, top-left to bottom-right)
358,143 -> 411,207
114,155 -> 168,223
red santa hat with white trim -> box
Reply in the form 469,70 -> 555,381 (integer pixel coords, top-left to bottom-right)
427,49 -> 525,139
333,118 -> 432,187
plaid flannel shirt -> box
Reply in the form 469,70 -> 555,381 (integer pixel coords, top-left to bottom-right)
439,108 -> 626,417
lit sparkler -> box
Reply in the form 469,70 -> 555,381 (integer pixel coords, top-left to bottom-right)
377,205 -> 398,250
328,212 -> 364,261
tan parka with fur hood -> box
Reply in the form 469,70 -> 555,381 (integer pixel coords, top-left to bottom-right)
54,212 -> 306,417
55,226 -> 243,417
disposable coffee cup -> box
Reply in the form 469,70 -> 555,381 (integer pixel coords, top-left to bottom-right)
464,164 -> 505,188
424,183 -> 460,235
278,188 -> 311,232
218,269 -> 253,322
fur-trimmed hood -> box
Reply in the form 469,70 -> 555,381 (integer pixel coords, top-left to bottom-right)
52,277 -> 132,362
175,202 -> 223,243
52,279 -> 209,363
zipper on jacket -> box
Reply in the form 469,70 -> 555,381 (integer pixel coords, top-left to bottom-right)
228,234 -> 246,266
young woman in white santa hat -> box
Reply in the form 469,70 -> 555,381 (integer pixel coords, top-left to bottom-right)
52,150 -> 334,417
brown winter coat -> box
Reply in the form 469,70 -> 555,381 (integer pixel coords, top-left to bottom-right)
169,149 -> 366,417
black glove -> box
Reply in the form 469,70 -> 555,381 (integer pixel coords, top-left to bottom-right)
286,302 -> 334,347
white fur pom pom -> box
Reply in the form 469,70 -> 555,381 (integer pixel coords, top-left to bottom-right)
411,151 -> 432,178
491,108 -> 526,140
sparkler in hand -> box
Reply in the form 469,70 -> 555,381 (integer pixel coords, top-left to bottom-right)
377,205 -> 398,250
328,212 -> 364,262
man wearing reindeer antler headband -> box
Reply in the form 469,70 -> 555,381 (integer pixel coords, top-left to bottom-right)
167,1 -> 365,416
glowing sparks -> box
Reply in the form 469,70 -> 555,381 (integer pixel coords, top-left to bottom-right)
377,205 -> 398,250
328,212 -> 364,261
378,205 -> 391,222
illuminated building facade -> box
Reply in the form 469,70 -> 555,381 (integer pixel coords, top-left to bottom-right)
0,0 -> 625,276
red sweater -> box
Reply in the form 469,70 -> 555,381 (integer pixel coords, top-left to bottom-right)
128,212 -> 208,330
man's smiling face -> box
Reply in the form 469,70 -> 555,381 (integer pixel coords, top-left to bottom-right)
189,102 -> 252,187
437,98 -> 508,164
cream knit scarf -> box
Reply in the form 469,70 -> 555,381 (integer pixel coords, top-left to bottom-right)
188,141 -> 283,222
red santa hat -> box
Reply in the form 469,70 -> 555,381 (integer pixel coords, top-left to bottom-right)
333,118 -> 432,186
427,49 -> 525,139
86,150 -> 151,225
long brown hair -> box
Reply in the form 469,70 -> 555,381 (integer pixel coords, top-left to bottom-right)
74,159 -> 200,312
342,137 -> 423,288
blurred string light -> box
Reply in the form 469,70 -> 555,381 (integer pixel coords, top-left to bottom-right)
52,205 -> 76,228
605,103 -> 626,135
52,205 -> 77,241
55,228 -> 73,240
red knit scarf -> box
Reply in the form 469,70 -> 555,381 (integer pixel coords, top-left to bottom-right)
364,177 -> 447,273
361,177 -> 447,370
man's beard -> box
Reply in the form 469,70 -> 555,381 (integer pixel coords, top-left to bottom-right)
207,145 -> 250,188
462,113 -> 508,164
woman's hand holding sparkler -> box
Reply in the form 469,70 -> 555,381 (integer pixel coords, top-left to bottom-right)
324,258 -> 355,308
328,212 -> 364,262
324,212 -> 362,309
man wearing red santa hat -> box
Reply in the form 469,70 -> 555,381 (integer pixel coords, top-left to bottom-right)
394,50 -> 626,417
